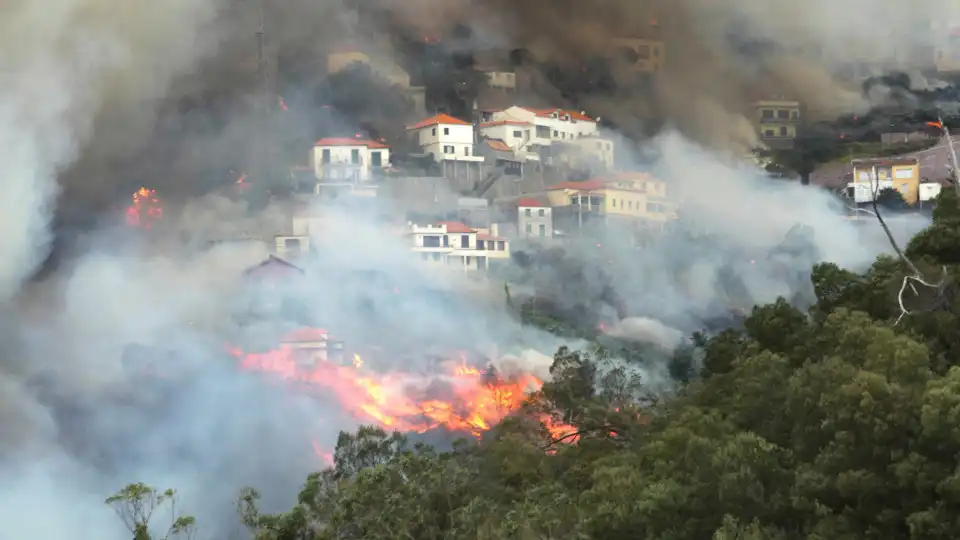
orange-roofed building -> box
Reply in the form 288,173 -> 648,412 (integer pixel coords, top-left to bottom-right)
544,171 -> 673,224
408,222 -> 510,273
310,135 -> 391,183
475,105 -> 607,168
406,113 -> 484,183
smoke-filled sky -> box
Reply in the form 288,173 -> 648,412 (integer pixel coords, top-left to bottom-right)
0,0 -> 946,538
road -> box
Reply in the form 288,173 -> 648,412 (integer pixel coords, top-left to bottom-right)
810,138 -> 955,189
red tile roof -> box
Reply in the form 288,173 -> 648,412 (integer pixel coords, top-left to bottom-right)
517,197 -> 546,207
406,113 -> 471,130
547,179 -> 607,191
479,120 -> 531,127
484,139 -> 511,151
547,172 -> 661,192
438,221 -> 474,233
315,137 -> 389,149
523,108 -> 594,122
282,327 -> 331,342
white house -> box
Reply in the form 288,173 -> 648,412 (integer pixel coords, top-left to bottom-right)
310,137 -> 391,183
477,106 -> 600,165
406,114 -> 484,164
517,198 -> 553,238
409,221 -> 509,273
406,113 -> 484,182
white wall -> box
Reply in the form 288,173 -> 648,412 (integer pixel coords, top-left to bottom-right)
309,144 -> 390,182
477,123 -> 532,150
412,123 -> 480,162
492,106 -> 598,146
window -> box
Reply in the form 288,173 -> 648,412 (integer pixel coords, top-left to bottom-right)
538,209 -> 545,217
536,126 -> 550,138
525,223 -> 532,234
539,224 -> 546,236
461,234 -> 470,248
431,127 -> 436,135
612,199 -> 617,208
900,183 -> 909,193
350,149 -> 360,164
791,110 -> 800,120
370,151 -> 382,167
443,127 -> 450,135
443,235 -> 449,247
761,109 -> 773,119
497,241 -> 505,250
777,109 -> 789,119
764,130 -> 775,137
444,145 -> 455,154
423,235 -> 441,248
779,126 -> 788,136
553,130 -> 559,137
525,208 -> 532,216
570,196 -> 578,205
284,238 -> 301,250
894,168 -> 913,179
653,46 -> 660,57
321,149 -> 331,164
513,130 -> 522,138
477,240 -> 485,250
590,196 -> 602,207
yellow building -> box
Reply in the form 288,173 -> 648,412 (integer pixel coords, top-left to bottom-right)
754,98 -> 801,146
609,38 -> 665,72
544,172 -> 674,222
850,157 -> 921,204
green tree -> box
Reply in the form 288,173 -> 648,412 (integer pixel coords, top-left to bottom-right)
106,483 -> 196,540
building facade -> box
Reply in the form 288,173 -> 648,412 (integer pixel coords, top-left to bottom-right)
754,97 -> 801,148
310,137 -> 391,183
517,198 -> 553,238
544,172 -> 674,226
408,221 -> 510,272
849,157 -> 921,204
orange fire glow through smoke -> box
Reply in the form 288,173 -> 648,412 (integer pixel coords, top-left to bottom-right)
125,187 -> 163,230
227,339 -> 576,459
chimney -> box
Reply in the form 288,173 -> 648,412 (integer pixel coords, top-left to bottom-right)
491,223 -> 499,237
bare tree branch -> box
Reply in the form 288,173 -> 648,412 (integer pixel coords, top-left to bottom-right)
938,116 -> 960,196
867,173 -> 946,324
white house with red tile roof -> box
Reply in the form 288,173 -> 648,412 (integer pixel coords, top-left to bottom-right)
408,221 -> 509,272
406,113 -> 484,164
310,136 -> 391,182
517,197 -> 553,238
476,106 -> 603,167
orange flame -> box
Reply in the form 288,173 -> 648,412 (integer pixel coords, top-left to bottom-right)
125,187 -> 163,230
228,336 -> 574,443
927,121 -> 944,129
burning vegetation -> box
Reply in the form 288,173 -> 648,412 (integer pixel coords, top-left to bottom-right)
226,330 -> 576,458
124,187 -> 163,230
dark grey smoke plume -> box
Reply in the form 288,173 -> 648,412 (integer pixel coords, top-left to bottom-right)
0,0 -> 946,538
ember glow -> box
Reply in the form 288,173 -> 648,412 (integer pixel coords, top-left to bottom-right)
228,332 -> 575,445
125,187 -> 163,229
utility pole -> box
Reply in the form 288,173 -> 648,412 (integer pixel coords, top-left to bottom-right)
939,116 -> 960,196
253,0 -> 272,200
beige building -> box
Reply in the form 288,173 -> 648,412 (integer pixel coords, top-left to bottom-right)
849,157 -> 921,204
545,172 -> 674,223
754,97 -> 801,148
